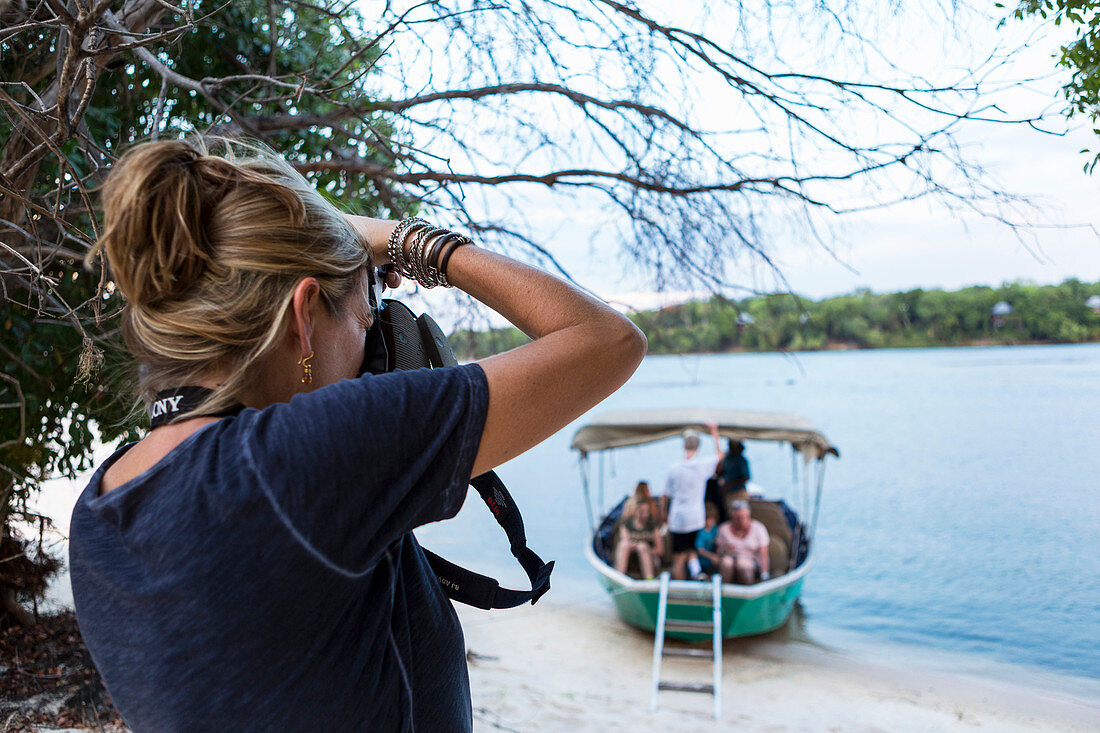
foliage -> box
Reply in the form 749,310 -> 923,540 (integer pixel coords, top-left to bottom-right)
0,0 -> 393,623
452,280 -> 1100,358
1011,0 -> 1100,171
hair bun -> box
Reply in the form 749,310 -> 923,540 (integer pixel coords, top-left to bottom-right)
97,140 -> 218,308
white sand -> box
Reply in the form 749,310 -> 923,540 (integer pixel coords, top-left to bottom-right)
458,602 -> 1099,732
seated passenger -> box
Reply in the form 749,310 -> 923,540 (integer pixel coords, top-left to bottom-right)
716,500 -> 770,584
614,500 -> 662,579
623,480 -> 659,523
693,502 -> 721,580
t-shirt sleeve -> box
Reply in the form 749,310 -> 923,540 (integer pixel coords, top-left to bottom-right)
754,521 -> 770,548
235,363 -> 489,574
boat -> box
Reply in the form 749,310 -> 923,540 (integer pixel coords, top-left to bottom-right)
571,408 -> 838,641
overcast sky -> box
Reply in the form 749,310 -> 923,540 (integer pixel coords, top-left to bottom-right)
587,10 -> 1100,303
760,120 -> 1100,299
383,3 -> 1100,321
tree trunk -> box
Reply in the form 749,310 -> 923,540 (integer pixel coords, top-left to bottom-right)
1,587 -> 34,627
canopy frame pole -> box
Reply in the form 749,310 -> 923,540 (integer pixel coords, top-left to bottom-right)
579,453 -> 595,532
598,451 -> 605,516
805,451 -> 814,526
810,458 -> 827,541
790,446 -> 798,492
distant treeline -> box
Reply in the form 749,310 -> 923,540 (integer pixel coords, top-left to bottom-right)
449,279 -> 1100,358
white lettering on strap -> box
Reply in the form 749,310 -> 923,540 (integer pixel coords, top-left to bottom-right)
150,395 -> 185,419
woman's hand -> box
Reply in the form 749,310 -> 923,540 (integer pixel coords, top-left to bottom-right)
343,215 -> 403,288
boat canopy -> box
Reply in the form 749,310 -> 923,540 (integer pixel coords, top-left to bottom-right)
570,408 -> 838,460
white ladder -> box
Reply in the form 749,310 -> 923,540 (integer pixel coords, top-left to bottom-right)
649,571 -> 723,719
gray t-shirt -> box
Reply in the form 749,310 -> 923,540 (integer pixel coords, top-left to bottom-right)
69,364 -> 488,732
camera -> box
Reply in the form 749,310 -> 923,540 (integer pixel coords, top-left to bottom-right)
356,266 -> 554,611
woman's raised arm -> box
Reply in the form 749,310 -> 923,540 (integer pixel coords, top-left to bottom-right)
444,245 -> 646,476
346,215 -> 647,477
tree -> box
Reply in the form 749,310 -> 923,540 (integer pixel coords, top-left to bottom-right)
0,0 -> 1051,622
0,0 -> 394,625
1011,0 -> 1100,171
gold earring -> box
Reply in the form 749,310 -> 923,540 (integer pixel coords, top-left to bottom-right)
298,350 -> 314,385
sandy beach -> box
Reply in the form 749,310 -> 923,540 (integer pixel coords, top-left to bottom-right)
459,602 -> 1099,732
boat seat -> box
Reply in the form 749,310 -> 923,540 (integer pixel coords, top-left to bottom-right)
765,536 -> 789,578
748,499 -> 792,578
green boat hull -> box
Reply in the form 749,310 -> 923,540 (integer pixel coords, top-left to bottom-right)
598,573 -> 806,641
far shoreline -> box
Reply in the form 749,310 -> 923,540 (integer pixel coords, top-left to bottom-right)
639,337 -> 1100,357
456,333 -> 1100,361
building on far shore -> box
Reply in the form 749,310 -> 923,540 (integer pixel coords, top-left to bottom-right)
992,300 -> 1013,328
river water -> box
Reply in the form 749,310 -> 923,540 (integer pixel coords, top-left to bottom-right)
417,343 -> 1100,690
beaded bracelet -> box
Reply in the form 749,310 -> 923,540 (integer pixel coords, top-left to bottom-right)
426,232 -> 463,285
436,234 -> 472,287
411,226 -> 447,286
387,217 -> 430,278
386,217 -> 473,289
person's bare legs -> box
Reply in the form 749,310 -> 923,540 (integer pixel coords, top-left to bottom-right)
734,556 -> 757,584
672,551 -> 690,580
719,555 -> 735,583
638,546 -> 655,579
614,538 -> 633,574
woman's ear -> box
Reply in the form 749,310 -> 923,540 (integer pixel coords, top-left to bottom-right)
289,277 -> 322,357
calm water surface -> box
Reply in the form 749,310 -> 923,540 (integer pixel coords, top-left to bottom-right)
418,343 -> 1100,685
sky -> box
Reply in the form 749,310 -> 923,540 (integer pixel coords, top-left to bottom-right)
379,2 -> 1100,321
766,121 -> 1100,299
577,8 -> 1100,304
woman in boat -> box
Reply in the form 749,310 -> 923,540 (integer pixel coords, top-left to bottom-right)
614,496 -> 663,579
622,479 -> 660,522
717,500 -> 771,584
718,440 -> 751,501
67,138 -> 646,732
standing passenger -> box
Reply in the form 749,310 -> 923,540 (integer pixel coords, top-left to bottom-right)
719,441 -> 751,496
718,441 -> 751,520
662,429 -> 715,580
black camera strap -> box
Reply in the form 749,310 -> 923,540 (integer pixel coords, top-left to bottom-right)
357,283 -> 554,609
149,386 -> 244,429
419,471 -> 554,609
150,383 -> 554,610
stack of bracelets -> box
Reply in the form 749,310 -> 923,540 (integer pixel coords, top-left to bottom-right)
387,217 -> 474,288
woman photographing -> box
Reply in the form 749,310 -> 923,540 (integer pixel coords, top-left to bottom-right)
68,139 -> 646,731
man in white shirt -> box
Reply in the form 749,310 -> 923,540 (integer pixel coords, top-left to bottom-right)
662,428 -> 719,580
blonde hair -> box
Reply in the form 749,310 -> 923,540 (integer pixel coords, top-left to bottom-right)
90,138 -> 371,420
